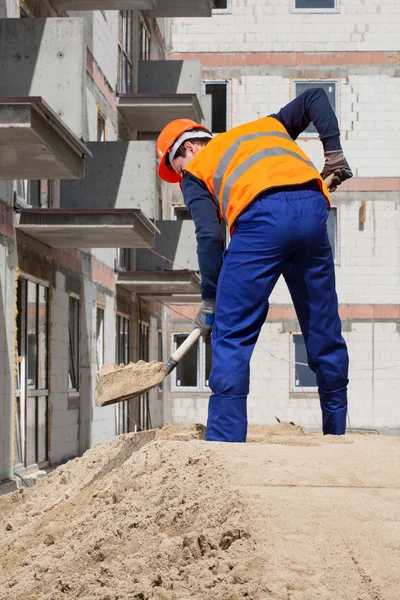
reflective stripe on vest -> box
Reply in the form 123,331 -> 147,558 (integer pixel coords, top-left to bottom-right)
213,131 -> 294,202
220,146 -> 316,219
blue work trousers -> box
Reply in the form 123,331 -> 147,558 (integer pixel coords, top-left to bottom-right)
206,184 -> 349,442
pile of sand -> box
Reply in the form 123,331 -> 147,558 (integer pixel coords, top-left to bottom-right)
1,424 -> 399,600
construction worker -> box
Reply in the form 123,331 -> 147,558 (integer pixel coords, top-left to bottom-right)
157,88 -> 352,443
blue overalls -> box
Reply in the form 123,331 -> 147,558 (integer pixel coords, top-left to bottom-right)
206,183 -> 349,442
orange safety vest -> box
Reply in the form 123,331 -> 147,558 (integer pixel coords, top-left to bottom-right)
184,116 -> 330,228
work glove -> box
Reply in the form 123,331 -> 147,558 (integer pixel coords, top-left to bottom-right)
320,150 -> 353,192
193,300 -> 215,338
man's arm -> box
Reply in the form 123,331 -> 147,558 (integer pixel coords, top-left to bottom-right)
181,172 -> 224,302
270,87 -> 341,151
271,87 -> 352,190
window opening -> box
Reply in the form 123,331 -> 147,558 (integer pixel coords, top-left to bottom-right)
96,306 -> 105,370
291,334 -> 317,391
172,333 -> 211,391
68,296 -> 80,392
294,80 -> 337,136
294,0 -> 336,9
15,276 -> 49,470
116,315 -> 130,435
118,10 -> 133,94
139,13 -> 151,61
116,248 -> 131,272
213,0 -> 232,13
97,109 -> 107,142
173,205 -> 192,221
203,80 -> 229,133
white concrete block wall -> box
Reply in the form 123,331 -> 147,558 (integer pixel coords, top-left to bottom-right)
171,0 -> 400,53
168,320 -> 400,433
50,272 -> 79,464
230,74 -> 400,178
335,198 -> 400,304
170,396 -> 209,426
268,195 -> 400,306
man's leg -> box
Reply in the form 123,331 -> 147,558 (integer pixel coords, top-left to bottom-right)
283,196 -> 349,435
207,196 -> 290,442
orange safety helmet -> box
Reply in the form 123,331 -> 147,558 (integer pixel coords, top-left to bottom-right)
156,118 -> 209,183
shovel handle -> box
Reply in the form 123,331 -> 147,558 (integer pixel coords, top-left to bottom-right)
164,328 -> 202,375
172,328 -> 202,362
324,173 -> 335,190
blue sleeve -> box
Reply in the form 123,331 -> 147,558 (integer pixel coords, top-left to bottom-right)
181,173 -> 224,302
270,87 -> 342,152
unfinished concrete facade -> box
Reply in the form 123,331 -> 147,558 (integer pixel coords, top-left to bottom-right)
0,0 -> 212,487
165,0 -> 400,435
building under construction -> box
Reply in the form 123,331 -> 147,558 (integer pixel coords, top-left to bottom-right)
0,0 -> 399,492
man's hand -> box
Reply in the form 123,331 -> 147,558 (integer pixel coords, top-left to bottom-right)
321,150 -> 353,192
193,301 -> 215,338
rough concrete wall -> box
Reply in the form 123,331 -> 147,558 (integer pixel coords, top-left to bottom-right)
50,272 -> 79,464
0,241 -> 15,480
67,10 -> 118,89
0,0 -> 17,18
171,0 -> 400,53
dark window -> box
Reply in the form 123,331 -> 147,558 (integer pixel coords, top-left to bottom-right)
295,0 -> 335,8
173,333 -> 210,391
293,335 -> 317,389
29,180 -> 51,208
118,11 -> 133,94
68,296 -> 80,391
175,334 -> 198,388
204,81 -> 228,133
139,13 -> 151,61
96,307 -> 105,370
214,0 -> 228,8
295,81 -> 337,135
97,110 -> 106,142
117,248 -> 131,271
16,277 -> 49,469
116,315 -> 130,434
205,338 -> 212,386
174,206 -> 192,221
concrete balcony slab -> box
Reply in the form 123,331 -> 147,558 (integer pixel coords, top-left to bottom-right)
51,0 -> 155,9
118,94 -> 203,133
60,141 -> 157,219
116,270 -> 201,298
49,0 -> 212,16
0,98 -> 89,180
16,209 -> 158,249
151,0 -> 214,17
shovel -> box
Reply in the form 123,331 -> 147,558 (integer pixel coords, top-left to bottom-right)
95,175 -> 336,408
95,328 -> 201,407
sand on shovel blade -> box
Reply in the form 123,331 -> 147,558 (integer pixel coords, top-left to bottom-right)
95,360 -> 167,407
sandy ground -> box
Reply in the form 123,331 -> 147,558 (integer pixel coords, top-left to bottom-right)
0,423 -> 399,600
